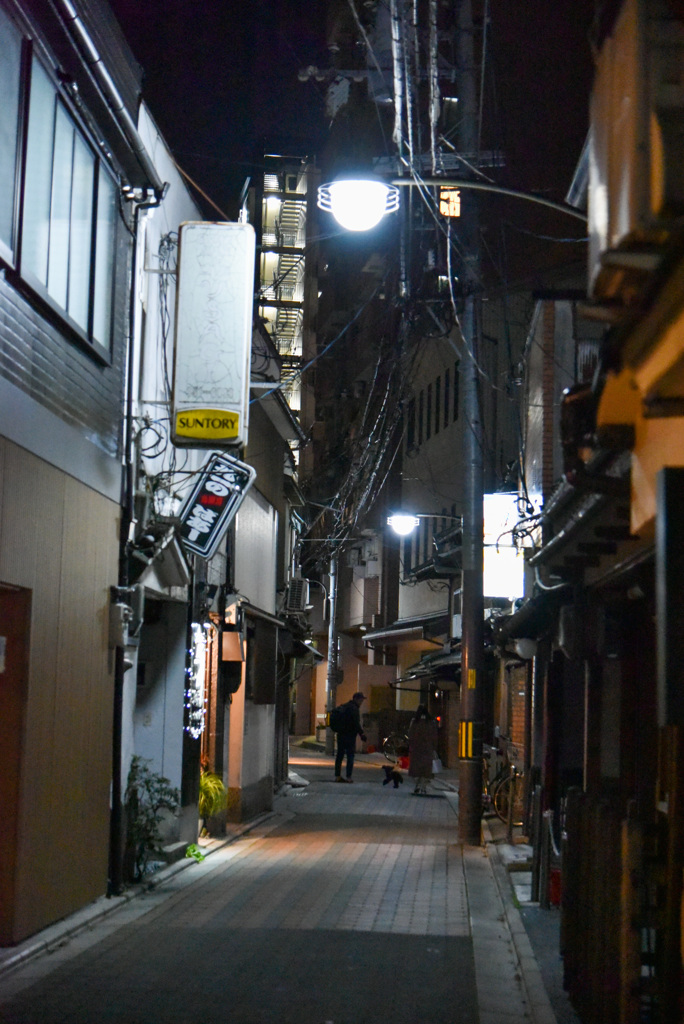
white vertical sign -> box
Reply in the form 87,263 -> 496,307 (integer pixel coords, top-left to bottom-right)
172,221 -> 255,448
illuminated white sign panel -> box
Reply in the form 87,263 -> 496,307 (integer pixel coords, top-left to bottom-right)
172,221 -> 256,448
483,493 -> 525,600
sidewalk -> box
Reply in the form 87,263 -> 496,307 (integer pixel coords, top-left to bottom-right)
0,743 -> 578,1024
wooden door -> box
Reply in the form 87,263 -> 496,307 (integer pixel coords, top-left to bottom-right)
0,584 -> 31,945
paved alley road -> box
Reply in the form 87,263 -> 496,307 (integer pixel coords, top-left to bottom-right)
0,751 -> 534,1024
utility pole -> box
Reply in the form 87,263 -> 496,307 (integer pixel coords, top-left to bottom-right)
325,551 -> 339,755
456,0 -> 485,845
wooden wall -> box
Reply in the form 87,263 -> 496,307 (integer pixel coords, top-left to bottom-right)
0,438 -> 118,943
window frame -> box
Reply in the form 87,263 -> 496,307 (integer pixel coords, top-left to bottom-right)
406,395 -> 416,451
0,13 -> 27,269
1,28 -> 119,365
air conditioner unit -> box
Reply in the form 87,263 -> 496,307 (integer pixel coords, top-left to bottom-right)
286,577 -> 310,613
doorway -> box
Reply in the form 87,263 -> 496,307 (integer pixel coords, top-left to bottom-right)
0,583 -> 31,945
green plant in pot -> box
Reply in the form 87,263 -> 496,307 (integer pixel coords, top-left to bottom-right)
125,755 -> 179,882
199,763 -> 227,835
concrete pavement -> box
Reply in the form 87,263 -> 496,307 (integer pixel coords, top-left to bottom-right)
0,744 -> 577,1024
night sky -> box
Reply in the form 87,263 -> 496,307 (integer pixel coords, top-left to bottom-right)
108,1 -> 595,236
108,0 -> 330,218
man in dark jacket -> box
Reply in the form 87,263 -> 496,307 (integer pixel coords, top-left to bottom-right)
334,692 -> 366,783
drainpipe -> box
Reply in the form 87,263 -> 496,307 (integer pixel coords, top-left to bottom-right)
53,0 -> 165,198
325,552 -> 339,756
108,188 -> 165,896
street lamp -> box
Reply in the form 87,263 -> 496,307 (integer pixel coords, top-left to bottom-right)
318,176 -> 587,228
317,179 -> 400,232
387,512 -> 461,536
387,514 -> 420,536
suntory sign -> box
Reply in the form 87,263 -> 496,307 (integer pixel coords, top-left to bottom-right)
175,409 -> 240,441
172,221 -> 256,448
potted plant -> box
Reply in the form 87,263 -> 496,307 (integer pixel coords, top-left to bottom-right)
199,758 -> 227,836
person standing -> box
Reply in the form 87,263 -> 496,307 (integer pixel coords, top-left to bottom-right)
334,692 -> 367,783
408,704 -> 438,794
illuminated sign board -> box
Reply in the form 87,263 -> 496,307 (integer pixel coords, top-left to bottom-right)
172,221 -> 256,448
483,492 -> 524,600
439,188 -> 461,218
178,453 -> 256,559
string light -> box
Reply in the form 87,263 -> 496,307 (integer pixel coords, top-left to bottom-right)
184,622 -> 208,739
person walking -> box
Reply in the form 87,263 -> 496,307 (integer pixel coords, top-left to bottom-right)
408,704 -> 438,794
334,692 -> 367,783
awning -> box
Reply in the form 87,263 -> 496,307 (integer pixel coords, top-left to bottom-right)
397,644 -> 462,685
278,630 -> 325,661
292,639 -> 325,661
493,589 -> 569,645
363,611 -> 450,647
134,534 -> 191,594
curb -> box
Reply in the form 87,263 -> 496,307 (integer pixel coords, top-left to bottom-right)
0,811 -> 276,980
482,819 -> 558,1024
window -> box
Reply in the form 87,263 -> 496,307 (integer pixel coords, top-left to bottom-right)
434,376 -> 441,435
406,396 -> 416,451
0,8 -> 22,260
444,368 -> 450,429
453,361 -> 460,420
418,390 -> 424,445
421,519 -> 429,564
20,57 -> 117,351
0,30 -> 119,357
426,383 -> 432,440
403,535 -> 412,572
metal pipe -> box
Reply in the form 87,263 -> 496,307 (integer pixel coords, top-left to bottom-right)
53,0 -> 166,197
109,190 -> 162,896
391,177 -> 587,222
325,553 -> 339,756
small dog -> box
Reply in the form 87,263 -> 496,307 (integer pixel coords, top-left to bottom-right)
382,765 -> 404,788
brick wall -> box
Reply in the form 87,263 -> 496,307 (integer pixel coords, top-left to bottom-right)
508,662 -> 528,765
0,226 -> 129,458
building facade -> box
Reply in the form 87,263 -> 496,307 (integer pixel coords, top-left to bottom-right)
0,0 -> 164,943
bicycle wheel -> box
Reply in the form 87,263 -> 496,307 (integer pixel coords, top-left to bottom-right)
492,772 -> 525,827
481,757 -> 493,815
383,733 -> 406,763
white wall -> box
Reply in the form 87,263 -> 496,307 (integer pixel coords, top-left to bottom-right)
234,488 -> 278,613
134,602 -> 188,788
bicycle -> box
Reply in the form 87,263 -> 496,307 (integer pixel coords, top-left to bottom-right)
492,765 -> 526,827
382,732 -> 408,764
482,738 -> 525,826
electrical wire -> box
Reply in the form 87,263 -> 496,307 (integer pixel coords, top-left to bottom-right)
168,154 -> 231,221
250,283 -> 382,406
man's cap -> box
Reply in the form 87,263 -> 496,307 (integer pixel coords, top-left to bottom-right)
353,691 -> 366,701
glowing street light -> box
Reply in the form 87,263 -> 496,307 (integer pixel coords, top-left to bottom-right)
387,512 -> 461,536
387,513 -> 420,536
317,179 -> 400,232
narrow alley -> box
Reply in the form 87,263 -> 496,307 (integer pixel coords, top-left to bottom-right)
0,748 -> 563,1024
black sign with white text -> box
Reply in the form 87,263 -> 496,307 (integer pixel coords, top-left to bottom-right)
178,454 -> 256,559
